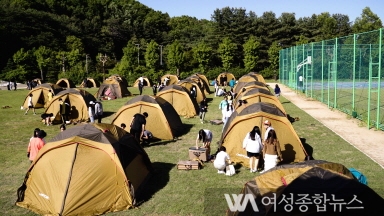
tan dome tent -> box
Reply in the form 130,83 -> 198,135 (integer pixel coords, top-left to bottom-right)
177,79 -> 205,103
227,160 -> 384,215
157,84 -> 199,118
22,83 -> 63,109
108,74 -> 129,87
248,71 -> 266,84
16,123 -> 153,215
234,85 -> 272,102
95,77 -> 131,99
233,81 -> 269,94
80,78 -> 100,88
160,74 -> 179,86
133,77 -> 152,87
45,88 -> 96,124
56,78 -> 76,88
220,102 -> 307,167
217,72 -> 236,86
234,88 -> 286,114
186,75 -> 212,94
237,74 -> 259,83
112,95 -> 183,140
195,73 -> 209,88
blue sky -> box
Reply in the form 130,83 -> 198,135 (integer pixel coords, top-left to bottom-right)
137,0 -> 384,22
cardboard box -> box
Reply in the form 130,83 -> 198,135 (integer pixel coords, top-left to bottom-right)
189,147 -> 208,162
177,160 -> 200,170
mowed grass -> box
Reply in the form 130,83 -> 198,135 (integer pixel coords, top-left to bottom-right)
0,84 -> 383,216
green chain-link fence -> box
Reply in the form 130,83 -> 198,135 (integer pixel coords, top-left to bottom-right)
280,28 -> 384,130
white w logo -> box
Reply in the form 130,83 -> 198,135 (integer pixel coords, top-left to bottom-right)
224,194 -> 259,212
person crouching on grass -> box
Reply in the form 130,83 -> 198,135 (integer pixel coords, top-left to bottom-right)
213,146 -> 231,174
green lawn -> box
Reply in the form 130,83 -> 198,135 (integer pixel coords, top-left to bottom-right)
0,85 -> 383,215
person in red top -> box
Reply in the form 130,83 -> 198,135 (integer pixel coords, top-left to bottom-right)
27,130 -> 46,162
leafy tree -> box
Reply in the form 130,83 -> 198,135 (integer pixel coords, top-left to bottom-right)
34,46 -> 52,80
144,40 -> 159,70
192,41 -> 212,72
218,37 -> 237,71
110,41 -> 136,82
243,36 -> 260,72
352,7 -> 383,33
166,40 -> 185,73
316,12 -> 338,40
266,41 -> 281,78
7,48 -> 34,81
296,35 -> 309,45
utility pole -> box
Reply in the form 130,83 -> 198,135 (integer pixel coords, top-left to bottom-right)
85,54 -> 90,75
135,44 -> 140,65
159,45 -> 163,65
99,54 -> 108,80
62,54 -> 66,73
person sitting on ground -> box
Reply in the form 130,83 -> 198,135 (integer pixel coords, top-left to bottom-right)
141,130 -> 153,146
213,146 -> 231,174
41,113 -> 54,126
216,87 -> 225,96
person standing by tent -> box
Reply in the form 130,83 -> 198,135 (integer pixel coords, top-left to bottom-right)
24,94 -> 36,115
199,98 -> 208,124
219,96 -> 229,122
263,120 -> 274,141
213,146 -> 231,174
195,129 -> 212,159
88,101 -> 95,123
94,100 -> 103,123
59,98 -> 70,124
13,81 -> 17,90
163,76 -> 170,86
228,78 -> 236,88
129,112 -> 148,143
274,84 -> 281,97
243,126 -> 263,173
214,79 -> 219,97
27,130 -> 46,162
152,83 -> 158,96
47,90 -> 53,102
222,100 -> 234,130
190,86 -> 197,100
138,81 -> 144,95
261,129 -> 282,173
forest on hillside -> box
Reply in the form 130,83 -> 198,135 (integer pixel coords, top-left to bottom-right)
0,0 -> 382,84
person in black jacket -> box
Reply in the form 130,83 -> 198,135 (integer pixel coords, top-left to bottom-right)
129,112 -> 148,143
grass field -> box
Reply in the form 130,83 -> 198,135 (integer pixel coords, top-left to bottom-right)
0,84 -> 383,215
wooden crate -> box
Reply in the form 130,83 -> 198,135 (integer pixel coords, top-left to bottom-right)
189,147 -> 208,162
177,160 -> 200,170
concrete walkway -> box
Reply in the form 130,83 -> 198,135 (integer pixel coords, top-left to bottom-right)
272,83 -> 384,169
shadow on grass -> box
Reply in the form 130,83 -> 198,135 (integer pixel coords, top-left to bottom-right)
301,138 -> 315,160
179,123 -> 194,136
138,162 -> 175,204
145,139 -> 176,147
281,101 -> 291,104
101,111 -> 115,118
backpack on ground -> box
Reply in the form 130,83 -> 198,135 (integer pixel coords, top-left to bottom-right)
348,168 -> 368,185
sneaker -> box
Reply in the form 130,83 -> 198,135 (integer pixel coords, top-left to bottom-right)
24,112 -> 27,115
250,169 -> 253,173
259,170 -> 265,174
218,170 -> 225,174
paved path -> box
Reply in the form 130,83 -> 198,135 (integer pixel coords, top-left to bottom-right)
272,83 -> 384,169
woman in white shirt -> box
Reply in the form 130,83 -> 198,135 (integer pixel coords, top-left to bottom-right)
214,146 -> 231,174
243,126 -> 263,173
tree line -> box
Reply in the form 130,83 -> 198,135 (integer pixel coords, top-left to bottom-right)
0,0 -> 382,84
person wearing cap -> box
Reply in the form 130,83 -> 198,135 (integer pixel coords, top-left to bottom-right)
129,112 -> 148,143
263,120 -> 275,141
88,101 -> 95,123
